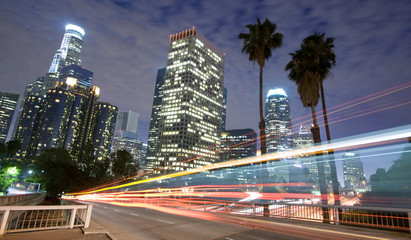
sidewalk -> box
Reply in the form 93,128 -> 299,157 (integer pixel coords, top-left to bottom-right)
0,219 -> 111,240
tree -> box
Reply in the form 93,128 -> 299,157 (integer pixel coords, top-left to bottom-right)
110,150 -> 137,179
238,18 -> 283,154
0,166 -> 20,195
6,140 -> 21,157
285,38 -> 329,222
299,33 -> 340,205
0,142 -> 6,157
28,149 -> 85,199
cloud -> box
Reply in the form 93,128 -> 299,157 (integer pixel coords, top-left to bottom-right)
1,0 -> 410,142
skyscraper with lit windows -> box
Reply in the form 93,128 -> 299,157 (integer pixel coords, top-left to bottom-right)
146,68 -> 166,168
265,88 -> 293,152
44,24 -> 85,93
147,27 -> 225,174
0,92 -> 19,143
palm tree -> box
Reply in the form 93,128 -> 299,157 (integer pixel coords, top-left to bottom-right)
285,42 -> 330,222
238,18 -> 283,154
300,33 -> 340,205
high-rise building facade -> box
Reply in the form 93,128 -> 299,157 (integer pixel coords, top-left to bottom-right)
48,24 -> 84,74
147,27 -> 225,174
112,110 -> 142,165
116,111 -> 139,134
220,128 -> 256,162
342,150 -> 366,190
265,88 -> 293,153
14,95 -> 43,156
44,24 -> 85,93
146,68 -> 166,168
87,102 -> 118,161
59,65 -> 93,90
222,87 -> 227,130
292,124 -> 333,188
0,92 -> 19,143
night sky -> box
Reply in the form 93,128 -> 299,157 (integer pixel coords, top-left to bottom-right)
1,0 -> 410,170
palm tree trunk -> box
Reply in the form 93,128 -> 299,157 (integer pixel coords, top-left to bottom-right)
259,66 -> 267,155
310,105 -> 330,223
320,82 -> 341,206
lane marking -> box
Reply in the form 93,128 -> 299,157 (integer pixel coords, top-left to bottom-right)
113,209 -> 120,212
129,213 -> 140,217
157,219 -> 175,224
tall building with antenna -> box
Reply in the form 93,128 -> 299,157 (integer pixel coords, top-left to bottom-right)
146,27 -> 225,174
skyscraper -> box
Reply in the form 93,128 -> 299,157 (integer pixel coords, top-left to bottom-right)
59,65 -> 93,90
48,24 -> 85,74
14,95 -> 43,156
112,110 -> 143,165
220,128 -> 256,162
265,88 -> 293,152
342,150 -> 366,190
116,111 -> 139,134
87,102 -> 118,161
44,24 -> 85,93
146,68 -> 166,168
0,92 -> 19,143
222,87 -> 227,130
147,27 -> 225,174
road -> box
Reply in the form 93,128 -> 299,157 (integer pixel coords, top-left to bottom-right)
87,201 -> 407,240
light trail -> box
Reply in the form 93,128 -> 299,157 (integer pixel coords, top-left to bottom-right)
66,124 -> 411,196
75,82 -> 411,193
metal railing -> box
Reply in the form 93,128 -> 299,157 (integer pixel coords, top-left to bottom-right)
106,196 -> 411,233
0,193 -> 46,206
0,204 -> 93,235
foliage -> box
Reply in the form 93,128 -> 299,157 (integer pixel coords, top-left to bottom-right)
0,142 -> 6,156
6,140 -> 21,157
0,166 -> 20,194
368,142 -> 411,197
28,148 -> 86,198
110,150 -> 138,179
238,18 -> 283,154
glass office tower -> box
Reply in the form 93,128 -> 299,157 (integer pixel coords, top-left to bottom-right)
148,27 -> 225,174
0,92 -> 19,143
265,88 -> 293,153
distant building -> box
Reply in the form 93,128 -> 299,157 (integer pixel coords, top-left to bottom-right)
0,92 -> 19,143
264,88 -> 296,183
146,68 -> 166,168
87,102 -> 118,161
265,88 -> 293,153
220,128 -> 256,162
48,24 -> 85,74
292,125 -> 333,188
342,150 -> 366,191
44,24 -> 85,93
112,110 -> 143,165
116,111 -> 139,134
112,131 -> 142,167
59,65 -> 93,90
14,95 -> 44,156
146,27 -> 225,174
222,88 -> 227,130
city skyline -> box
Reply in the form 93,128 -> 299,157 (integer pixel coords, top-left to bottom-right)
1,1 -> 410,172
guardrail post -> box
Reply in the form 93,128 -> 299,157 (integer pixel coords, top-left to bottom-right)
84,205 -> 93,228
0,209 -> 10,236
69,208 -> 77,228
287,205 -> 291,220
263,204 -> 269,217
335,206 -> 340,225
408,211 -> 411,234
252,204 -> 255,215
